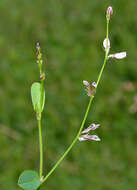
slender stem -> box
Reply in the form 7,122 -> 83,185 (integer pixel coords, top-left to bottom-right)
97,19 -> 109,87
40,80 -> 44,111
42,96 -> 93,183
38,119 -> 43,178
42,18 -> 110,184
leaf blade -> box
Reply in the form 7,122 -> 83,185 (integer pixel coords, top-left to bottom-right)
31,82 -> 45,113
18,170 -> 41,190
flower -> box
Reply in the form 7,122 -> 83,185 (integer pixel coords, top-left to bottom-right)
81,123 -> 100,133
92,81 -> 97,88
83,80 -> 90,87
79,123 -> 101,142
83,80 -> 92,96
83,81 -> 97,97
79,134 -> 100,142
103,38 -> 110,52
108,52 -> 127,59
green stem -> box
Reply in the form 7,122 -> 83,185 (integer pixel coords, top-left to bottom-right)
38,119 -> 43,178
40,80 -> 44,111
97,19 -> 109,87
36,45 -> 45,179
42,18 -> 110,184
42,96 -> 93,183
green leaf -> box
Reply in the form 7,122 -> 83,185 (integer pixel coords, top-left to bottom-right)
31,82 -> 45,113
18,170 -> 41,190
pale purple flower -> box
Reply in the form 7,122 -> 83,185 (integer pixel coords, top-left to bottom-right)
79,123 -> 101,142
79,134 -> 100,142
87,135 -> 101,141
92,81 -> 97,88
83,80 -> 90,87
83,80 -> 92,96
108,52 -> 127,59
81,123 -> 100,134
90,123 -> 100,130
103,38 -> 110,52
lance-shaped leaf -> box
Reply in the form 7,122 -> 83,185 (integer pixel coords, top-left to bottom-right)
31,82 -> 45,113
18,170 -> 41,190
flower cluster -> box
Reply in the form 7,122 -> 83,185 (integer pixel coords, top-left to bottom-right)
79,124 -> 101,142
83,80 -> 97,97
36,42 -> 45,81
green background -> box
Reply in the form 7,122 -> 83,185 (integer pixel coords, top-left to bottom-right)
0,0 -> 137,189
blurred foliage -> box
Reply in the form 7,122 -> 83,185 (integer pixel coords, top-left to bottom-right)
0,0 -> 137,189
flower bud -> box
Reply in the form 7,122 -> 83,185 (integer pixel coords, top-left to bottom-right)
40,176 -> 44,182
40,73 -> 45,81
106,6 -> 113,20
36,42 -> 40,50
